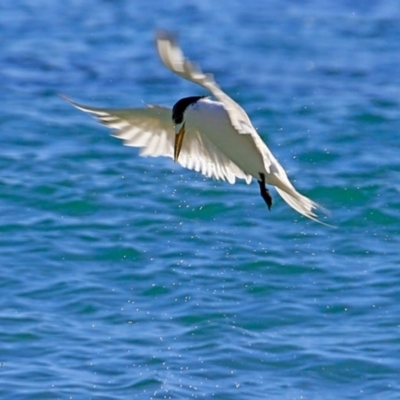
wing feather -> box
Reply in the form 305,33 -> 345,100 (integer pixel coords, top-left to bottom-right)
62,96 -> 251,184
156,31 -> 273,174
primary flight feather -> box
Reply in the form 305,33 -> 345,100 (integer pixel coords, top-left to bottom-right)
64,31 -> 328,224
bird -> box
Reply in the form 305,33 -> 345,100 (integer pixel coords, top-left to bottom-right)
63,30 -> 328,224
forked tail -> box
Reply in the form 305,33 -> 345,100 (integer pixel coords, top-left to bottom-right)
275,186 -> 331,226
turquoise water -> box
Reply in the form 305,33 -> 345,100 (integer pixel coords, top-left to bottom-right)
1,1 -> 400,398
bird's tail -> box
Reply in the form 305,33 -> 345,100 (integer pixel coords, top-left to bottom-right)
274,185 -> 331,226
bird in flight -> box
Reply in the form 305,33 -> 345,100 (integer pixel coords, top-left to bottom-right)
64,31 -> 328,224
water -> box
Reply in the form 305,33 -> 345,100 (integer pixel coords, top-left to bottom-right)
1,0 -> 400,398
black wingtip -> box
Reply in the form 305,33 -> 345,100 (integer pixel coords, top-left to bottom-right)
156,29 -> 177,42
155,29 -> 179,50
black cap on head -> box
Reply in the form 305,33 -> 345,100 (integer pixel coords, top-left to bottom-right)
172,96 -> 205,124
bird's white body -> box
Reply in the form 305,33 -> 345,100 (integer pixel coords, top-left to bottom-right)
64,31 -> 329,224
185,98 -> 268,181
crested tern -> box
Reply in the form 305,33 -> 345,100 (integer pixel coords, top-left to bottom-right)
64,31 -> 328,224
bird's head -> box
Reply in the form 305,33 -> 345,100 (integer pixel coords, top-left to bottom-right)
172,96 -> 205,162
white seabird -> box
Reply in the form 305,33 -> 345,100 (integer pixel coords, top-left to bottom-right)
64,31 -> 328,224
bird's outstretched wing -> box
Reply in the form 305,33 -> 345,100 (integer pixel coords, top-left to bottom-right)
156,31 -> 274,171
63,96 -> 251,184
156,31 -> 255,135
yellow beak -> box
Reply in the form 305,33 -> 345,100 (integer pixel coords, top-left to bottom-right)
174,123 -> 185,163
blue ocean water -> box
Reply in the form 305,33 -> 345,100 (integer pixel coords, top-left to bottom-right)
1,0 -> 400,398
